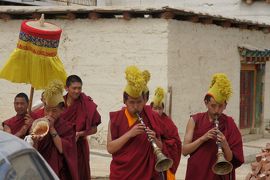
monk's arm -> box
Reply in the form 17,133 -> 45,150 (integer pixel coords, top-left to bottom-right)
77,126 -> 97,137
50,127 -> 63,154
222,142 -> 233,161
107,120 -> 131,154
14,125 -> 29,138
182,118 -> 205,156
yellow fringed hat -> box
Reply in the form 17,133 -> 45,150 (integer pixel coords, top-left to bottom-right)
206,73 -> 232,104
124,65 -> 145,98
142,70 -> 151,94
152,87 -> 165,108
44,80 -> 64,107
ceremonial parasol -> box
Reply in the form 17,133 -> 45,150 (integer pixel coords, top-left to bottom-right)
0,14 -> 67,111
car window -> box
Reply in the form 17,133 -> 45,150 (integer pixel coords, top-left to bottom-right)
9,152 -> 52,180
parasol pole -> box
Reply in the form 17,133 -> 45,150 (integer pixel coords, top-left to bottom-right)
28,86 -> 34,113
28,14 -> 44,113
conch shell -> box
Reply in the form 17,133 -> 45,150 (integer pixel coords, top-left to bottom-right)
31,118 -> 49,137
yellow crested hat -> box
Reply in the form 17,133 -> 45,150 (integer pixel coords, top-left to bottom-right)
142,70 -> 151,93
207,73 -> 232,104
124,65 -> 145,98
44,80 -> 64,107
152,87 -> 165,108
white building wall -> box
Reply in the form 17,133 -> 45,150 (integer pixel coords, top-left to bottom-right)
0,19 -> 169,146
167,20 -> 270,135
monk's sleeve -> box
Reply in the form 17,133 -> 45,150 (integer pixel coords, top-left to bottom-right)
91,109 -> 101,127
84,95 -> 101,130
227,119 -> 244,169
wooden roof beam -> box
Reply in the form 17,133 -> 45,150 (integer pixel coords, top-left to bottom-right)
66,12 -> 76,20
160,11 -> 175,19
187,15 -> 199,23
0,13 -> 11,21
200,17 -> 213,24
123,11 -> 132,20
88,12 -> 101,20
221,20 -> 232,28
238,23 -> 248,29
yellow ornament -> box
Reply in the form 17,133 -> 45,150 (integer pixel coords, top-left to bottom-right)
44,80 -> 64,107
124,66 -> 145,98
207,73 -> 232,104
153,87 -> 165,107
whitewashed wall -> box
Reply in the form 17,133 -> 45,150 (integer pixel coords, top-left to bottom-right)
167,20 -> 270,135
0,19 -> 168,146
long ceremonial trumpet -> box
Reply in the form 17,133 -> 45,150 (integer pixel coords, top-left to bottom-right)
212,115 -> 233,175
135,112 -> 173,172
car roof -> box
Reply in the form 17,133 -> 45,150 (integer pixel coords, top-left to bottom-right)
0,131 -> 33,158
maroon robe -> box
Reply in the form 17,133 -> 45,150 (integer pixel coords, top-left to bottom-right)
109,106 -> 163,180
2,112 -> 38,139
33,107 -> 45,118
36,113 -> 78,180
159,113 -> 182,175
64,93 -> 101,180
185,112 -> 244,180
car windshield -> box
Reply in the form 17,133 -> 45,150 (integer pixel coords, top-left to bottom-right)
7,150 -> 54,180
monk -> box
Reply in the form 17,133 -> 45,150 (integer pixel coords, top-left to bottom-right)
107,66 -> 164,180
2,92 -> 37,139
182,73 -> 244,180
150,87 -> 181,180
64,75 -> 101,180
32,80 -> 78,180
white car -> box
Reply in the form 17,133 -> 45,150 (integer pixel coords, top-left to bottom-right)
0,131 -> 59,180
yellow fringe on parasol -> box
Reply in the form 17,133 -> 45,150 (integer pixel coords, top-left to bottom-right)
0,48 -> 66,90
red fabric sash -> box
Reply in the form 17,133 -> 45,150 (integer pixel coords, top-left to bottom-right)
185,112 -> 244,180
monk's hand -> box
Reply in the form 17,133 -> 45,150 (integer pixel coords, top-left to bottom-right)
21,124 -> 29,134
46,116 -> 56,128
24,114 -> 34,127
76,131 -> 83,142
217,130 -> 229,148
145,127 -> 157,141
127,124 -> 145,138
32,134 -> 43,142
200,127 -> 217,142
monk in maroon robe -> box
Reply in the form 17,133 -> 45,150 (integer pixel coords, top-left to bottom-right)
151,106 -> 181,179
2,93 -> 38,139
182,94 -> 244,180
108,92 -> 164,180
33,80 -> 78,180
64,75 -> 101,180
34,106 -> 78,180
